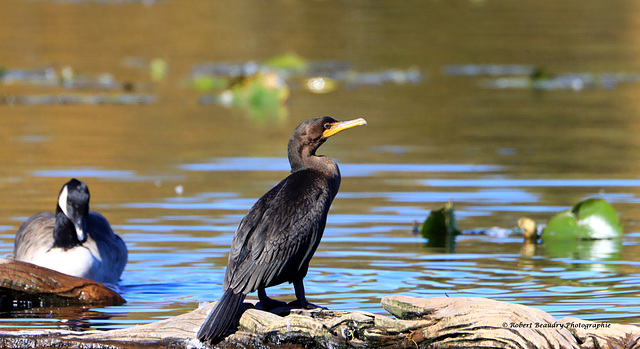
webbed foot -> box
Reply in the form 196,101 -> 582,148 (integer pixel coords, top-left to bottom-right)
259,297 -> 288,310
257,288 -> 288,310
288,299 -> 327,310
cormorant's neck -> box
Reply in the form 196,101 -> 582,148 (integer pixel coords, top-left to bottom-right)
288,137 -> 339,176
53,207 -> 82,250
288,145 -> 341,202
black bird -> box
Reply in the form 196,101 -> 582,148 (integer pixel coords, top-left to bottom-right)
197,116 -> 367,342
13,178 -> 128,285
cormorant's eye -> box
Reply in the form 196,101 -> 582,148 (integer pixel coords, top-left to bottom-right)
324,123 -> 331,130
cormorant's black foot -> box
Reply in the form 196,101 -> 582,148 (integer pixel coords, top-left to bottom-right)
288,300 -> 327,310
258,297 -> 288,310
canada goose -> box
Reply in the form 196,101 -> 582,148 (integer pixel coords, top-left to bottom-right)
13,178 -> 127,285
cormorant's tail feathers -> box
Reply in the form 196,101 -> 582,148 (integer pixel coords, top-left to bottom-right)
197,290 -> 246,342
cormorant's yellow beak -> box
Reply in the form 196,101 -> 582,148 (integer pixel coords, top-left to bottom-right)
323,118 -> 367,138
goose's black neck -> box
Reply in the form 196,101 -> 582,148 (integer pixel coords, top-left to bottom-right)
52,178 -> 90,250
53,207 -> 83,250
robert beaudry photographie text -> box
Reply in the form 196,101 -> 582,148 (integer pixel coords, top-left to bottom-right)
503,322 -> 611,330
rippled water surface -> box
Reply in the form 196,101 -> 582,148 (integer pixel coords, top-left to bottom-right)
2,0 -> 640,332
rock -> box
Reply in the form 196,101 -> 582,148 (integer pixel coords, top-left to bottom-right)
382,295 -> 579,348
0,294 -> 638,348
0,257 -> 125,308
559,317 -> 640,349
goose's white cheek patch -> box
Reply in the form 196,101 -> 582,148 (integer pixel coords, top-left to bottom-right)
58,185 -> 70,218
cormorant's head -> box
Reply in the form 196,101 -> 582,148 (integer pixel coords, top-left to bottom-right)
288,116 -> 367,171
320,117 -> 368,139
289,116 -> 367,152
56,178 -> 90,243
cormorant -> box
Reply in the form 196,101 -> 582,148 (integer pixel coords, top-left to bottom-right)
13,178 -> 128,285
197,116 -> 367,342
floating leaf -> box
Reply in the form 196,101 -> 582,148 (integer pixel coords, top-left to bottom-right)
191,75 -> 228,92
221,72 -> 289,120
263,53 -> 308,74
420,201 -> 460,250
150,58 -> 168,81
541,198 -> 622,241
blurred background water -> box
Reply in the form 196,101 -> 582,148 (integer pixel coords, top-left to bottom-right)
2,0 -> 640,331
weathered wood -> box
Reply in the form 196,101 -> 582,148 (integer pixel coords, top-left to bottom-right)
558,317 -> 640,349
382,295 -> 579,348
0,295 -> 639,348
0,257 -> 125,308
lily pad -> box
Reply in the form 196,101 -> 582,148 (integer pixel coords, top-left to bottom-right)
228,72 -> 289,120
541,198 -> 622,241
263,52 -> 308,74
150,58 -> 168,81
420,201 -> 460,249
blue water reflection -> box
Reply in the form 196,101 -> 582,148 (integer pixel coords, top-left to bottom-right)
424,179 -> 640,187
83,157 -> 640,327
180,157 -> 501,176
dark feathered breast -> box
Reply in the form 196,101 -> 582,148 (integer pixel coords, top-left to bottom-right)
224,169 -> 338,294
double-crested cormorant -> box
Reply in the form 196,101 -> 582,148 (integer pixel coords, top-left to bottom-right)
197,116 -> 367,342
13,178 -> 128,285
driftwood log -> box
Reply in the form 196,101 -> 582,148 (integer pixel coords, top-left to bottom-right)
0,294 -> 639,348
0,257 -> 125,309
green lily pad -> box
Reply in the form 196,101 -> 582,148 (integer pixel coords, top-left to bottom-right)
420,201 -> 460,250
150,58 -> 168,81
263,53 -> 308,74
229,73 -> 289,119
541,198 -> 622,241
191,75 -> 229,92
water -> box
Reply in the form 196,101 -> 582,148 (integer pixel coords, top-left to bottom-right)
2,0 -> 640,332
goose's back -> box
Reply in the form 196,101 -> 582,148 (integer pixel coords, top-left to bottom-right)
13,212 -> 56,261
86,212 -> 128,283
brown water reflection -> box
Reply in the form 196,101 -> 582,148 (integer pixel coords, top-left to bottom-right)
1,0 -> 640,329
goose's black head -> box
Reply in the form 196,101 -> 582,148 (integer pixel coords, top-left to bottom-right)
54,178 -> 90,249
287,116 -> 367,173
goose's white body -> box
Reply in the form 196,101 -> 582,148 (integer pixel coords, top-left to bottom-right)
13,211 -> 127,285
29,243 -> 99,279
